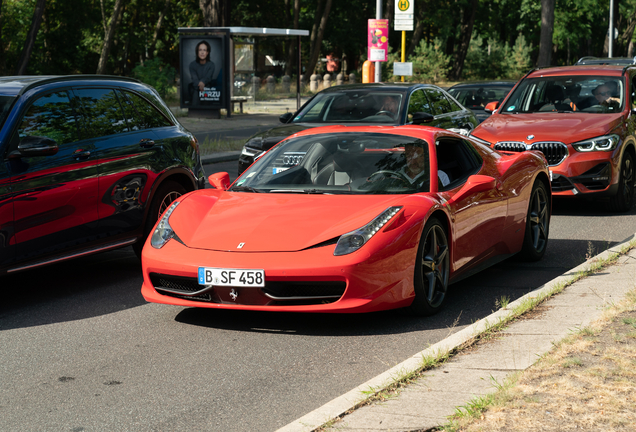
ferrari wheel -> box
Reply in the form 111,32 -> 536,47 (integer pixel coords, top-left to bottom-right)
133,180 -> 186,258
409,217 -> 450,316
609,152 -> 635,212
519,180 -> 550,262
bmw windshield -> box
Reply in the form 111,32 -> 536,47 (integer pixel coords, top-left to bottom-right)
234,132 -> 431,194
500,76 -> 624,114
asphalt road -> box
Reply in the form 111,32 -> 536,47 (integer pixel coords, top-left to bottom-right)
1,160 -> 634,431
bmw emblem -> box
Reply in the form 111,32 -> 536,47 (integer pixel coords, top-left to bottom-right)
527,134 -> 535,140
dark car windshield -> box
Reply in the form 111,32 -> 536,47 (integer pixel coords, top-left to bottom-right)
448,85 -> 513,109
234,132 -> 430,194
501,76 -> 624,114
292,91 -> 404,124
0,95 -> 16,130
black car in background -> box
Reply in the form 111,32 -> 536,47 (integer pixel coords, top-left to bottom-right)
0,75 -> 205,274
238,83 -> 479,174
447,80 -> 516,123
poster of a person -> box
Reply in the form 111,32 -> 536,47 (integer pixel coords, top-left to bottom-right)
180,37 -> 224,108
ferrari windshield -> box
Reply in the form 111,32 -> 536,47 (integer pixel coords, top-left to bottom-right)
292,91 -> 404,124
234,132 -> 431,194
500,76 -> 624,114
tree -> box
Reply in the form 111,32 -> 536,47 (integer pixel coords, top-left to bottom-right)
15,0 -> 46,75
96,0 -> 124,74
305,0 -> 333,77
199,0 -> 229,26
450,0 -> 478,80
538,0 -> 555,66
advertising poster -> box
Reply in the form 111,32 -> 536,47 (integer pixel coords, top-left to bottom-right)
180,35 -> 227,109
368,19 -> 389,62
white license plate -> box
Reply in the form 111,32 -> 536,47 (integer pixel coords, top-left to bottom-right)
198,267 -> 265,287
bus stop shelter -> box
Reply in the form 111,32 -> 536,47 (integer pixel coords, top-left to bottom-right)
178,27 -> 309,118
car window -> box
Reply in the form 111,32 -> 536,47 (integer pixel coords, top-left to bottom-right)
425,88 -> 452,115
435,137 -> 482,190
120,90 -> 172,129
407,89 -> 433,118
236,132 -> 431,194
501,76 -> 624,113
16,91 -> 78,146
293,91 -> 402,124
75,88 -> 129,138
0,95 -> 16,131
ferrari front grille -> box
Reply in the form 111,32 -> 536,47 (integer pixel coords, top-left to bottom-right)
262,281 -> 346,300
494,141 -> 568,166
150,273 -> 200,293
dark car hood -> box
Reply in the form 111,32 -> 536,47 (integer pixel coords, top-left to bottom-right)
472,112 -> 624,144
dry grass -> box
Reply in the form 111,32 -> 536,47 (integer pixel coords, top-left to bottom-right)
444,290 -> 636,432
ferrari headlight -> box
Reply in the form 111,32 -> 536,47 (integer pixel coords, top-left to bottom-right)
151,201 -> 180,249
334,206 -> 402,256
469,134 -> 494,147
572,134 -> 620,152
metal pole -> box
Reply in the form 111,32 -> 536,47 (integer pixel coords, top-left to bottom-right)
375,0 -> 382,83
609,0 -> 614,57
401,31 -> 406,82
297,35 -> 301,111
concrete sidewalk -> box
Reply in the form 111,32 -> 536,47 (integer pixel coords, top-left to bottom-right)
278,237 -> 636,432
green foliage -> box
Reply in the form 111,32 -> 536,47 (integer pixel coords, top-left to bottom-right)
132,58 -> 176,97
408,39 -> 451,83
463,34 -> 532,80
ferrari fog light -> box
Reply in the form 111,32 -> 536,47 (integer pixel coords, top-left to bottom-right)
572,134 -> 619,152
334,206 -> 402,256
151,201 -> 180,249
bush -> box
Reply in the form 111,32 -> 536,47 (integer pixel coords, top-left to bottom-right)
463,34 -> 533,80
409,39 -> 452,83
132,57 -> 176,98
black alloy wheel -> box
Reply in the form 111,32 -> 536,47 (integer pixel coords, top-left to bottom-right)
409,217 -> 450,316
132,180 -> 187,258
609,151 -> 635,212
519,180 -> 550,261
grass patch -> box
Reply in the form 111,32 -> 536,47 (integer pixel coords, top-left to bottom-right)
198,136 -> 245,156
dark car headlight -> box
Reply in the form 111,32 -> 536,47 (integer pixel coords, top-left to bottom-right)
334,207 -> 402,256
572,134 -> 620,152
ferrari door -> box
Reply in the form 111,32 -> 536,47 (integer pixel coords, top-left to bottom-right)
436,137 -> 508,273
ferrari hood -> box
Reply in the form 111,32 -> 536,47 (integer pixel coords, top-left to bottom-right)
473,112 -> 624,144
169,191 -> 410,252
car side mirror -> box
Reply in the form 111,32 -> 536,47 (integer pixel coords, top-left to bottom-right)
484,101 -> 500,114
411,112 -> 435,125
446,175 -> 496,203
279,112 -> 293,123
8,136 -> 59,159
208,172 -> 231,191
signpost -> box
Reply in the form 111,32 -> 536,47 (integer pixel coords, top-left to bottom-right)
394,0 -> 414,82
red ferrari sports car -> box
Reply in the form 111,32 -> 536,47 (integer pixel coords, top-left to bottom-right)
141,125 -> 551,315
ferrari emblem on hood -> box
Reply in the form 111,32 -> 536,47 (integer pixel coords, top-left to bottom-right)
237,242 -> 245,249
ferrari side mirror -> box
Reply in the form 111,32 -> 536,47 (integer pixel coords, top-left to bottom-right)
208,172 -> 231,191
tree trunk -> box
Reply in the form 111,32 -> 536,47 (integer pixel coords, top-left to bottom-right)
309,0 -> 325,57
199,0 -> 229,26
305,0 -> 332,76
537,0 -> 555,67
450,0 -> 478,80
285,0 -> 300,76
0,0 -> 5,75
406,4 -> 427,60
149,0 -> 171,57
15,0 -> 46,75
96,0 -> 124,74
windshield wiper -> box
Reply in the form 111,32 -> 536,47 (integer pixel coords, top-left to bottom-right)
230,185 -> 262,193
268,188 -> 328,194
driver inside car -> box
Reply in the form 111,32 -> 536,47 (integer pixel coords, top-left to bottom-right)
400,142 -> 450,188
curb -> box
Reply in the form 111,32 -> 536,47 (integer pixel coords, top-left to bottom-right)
201,151 -> 241,165
277,233 -> 636,432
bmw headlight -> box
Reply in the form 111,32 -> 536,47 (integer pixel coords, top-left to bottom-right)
151,201 -> 180,249
334,207 -> 402,256
572,134 -> 620,152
